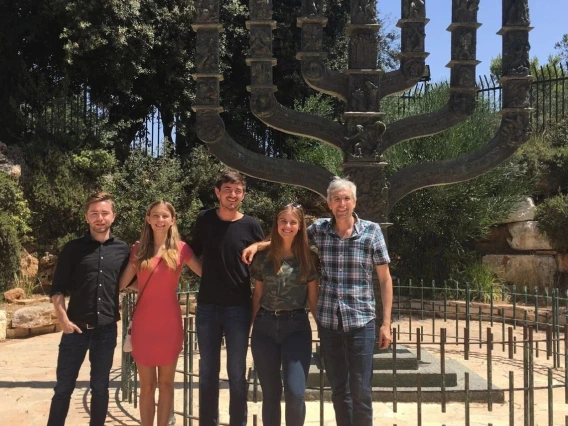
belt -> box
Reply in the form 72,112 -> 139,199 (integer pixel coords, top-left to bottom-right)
74,320 -> 97,329
260,307 -> 307,316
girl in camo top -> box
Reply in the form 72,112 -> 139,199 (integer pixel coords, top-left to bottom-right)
250,203 -> 319,426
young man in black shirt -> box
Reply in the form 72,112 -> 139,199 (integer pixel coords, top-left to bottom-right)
190,170 -> 264,426
47,192 -> 130,426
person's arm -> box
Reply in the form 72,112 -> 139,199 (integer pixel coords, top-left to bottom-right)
251,280 -> 264,326
119,263 -> 137,291
186,256 -> 202,277
52,294 -> 82,334
242,241 -> 271,264
306,279 -> 319,320
375,263 -> 393,349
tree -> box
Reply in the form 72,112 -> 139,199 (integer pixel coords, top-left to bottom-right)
555,34 -> 568,62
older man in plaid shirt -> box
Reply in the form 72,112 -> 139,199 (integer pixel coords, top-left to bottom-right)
243,177 -> 393,426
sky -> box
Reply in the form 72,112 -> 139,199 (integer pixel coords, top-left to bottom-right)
378,0 -> 568,82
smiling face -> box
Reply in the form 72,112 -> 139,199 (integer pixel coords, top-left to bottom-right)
277,211 -> 300,243
85,201 -> 115,238
327,188 -> 356,222
146,204 -> 175,235
215,182 -> 245,212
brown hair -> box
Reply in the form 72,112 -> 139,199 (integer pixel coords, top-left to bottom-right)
134,201 -> 181,271
84,192 -> 115,213
215,169 -> 246,190
266,204 -> 316,282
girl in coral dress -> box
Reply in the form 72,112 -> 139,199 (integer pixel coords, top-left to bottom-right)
119,201 -> 201,426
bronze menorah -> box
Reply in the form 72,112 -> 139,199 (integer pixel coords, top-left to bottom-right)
192,0 -> 532,225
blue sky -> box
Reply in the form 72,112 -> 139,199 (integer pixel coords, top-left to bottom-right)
378,0 -> 568,82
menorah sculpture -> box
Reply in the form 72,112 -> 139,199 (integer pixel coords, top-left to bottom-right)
192,0 -> 532,226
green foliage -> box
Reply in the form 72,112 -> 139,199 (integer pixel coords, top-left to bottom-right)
453,262 -> 505,303
555,34 -> 568,62
0,212 -> 21,291
103,143 -> 202,244
0,173 -> 30,291
288,94 -> 343,176
515,115 -> 568,195
22,142 -> 111,251
384,85 -> 534,281
535,194 -> 568,253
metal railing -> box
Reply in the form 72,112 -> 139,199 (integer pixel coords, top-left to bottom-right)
120,281 -> 568,425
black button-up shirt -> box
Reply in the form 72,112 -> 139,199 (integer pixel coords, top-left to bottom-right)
50,233 -> 130,327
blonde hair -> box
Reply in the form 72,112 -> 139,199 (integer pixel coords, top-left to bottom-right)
134,201 -> 181,271
266,204 -> 316,282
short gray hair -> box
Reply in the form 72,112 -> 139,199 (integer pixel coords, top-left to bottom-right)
327,177 -> 357,201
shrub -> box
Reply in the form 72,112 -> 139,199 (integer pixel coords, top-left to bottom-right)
536,194 -> 568,253
0,173 -> 31,291
0,212 -> 21,291
384,85 -> 534,281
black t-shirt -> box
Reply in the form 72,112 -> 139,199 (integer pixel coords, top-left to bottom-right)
190,209 -> 264,307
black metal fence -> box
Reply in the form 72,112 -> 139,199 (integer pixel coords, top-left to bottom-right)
18,63 -> 568,157
121,281 -> 568,425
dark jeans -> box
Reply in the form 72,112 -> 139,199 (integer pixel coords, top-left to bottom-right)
196,303 -> 250,426
47,322 -> 117,426
319,318 -> 375,426
251,309 -> 312,426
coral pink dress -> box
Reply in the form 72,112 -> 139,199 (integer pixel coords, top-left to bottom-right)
130,242 -> 193,366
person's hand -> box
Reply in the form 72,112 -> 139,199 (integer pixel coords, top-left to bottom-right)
241,244 -> 258,264
61,319 -> 82,334
376,323 -> 391,349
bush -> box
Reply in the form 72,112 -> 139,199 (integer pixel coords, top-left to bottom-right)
0,212 -> 21,291
384,85 -> 534,281
0,173 -> 30,291
536,194 -> 568,253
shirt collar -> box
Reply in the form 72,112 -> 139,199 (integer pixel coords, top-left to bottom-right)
83,232 -> 115,244
327,213 -> 362,236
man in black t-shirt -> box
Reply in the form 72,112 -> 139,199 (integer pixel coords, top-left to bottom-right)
190,170 -> 263,426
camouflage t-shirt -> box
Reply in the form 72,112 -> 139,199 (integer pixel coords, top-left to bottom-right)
251,251 -> 319,311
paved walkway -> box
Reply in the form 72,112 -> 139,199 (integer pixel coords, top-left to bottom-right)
2,318 -> 568,425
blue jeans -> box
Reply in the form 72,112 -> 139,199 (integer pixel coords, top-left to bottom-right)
47,322 -> 117,426
251,309 -> 312,426
319,319 -> 375,426
196,303 -> 250,426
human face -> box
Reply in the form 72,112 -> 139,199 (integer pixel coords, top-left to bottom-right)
327,188 -> 356,221
277,211 -> 300,242
85,201 -> 115,237
215,182 -> 245,212
146,205 -> 175,235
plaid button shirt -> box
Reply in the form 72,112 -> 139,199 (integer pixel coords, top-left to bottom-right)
308,214 -> 390,332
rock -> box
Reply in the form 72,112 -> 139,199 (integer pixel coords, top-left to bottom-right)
0,310 -> 6,341
482,254 -> 557,292
507,221 -> 552,251
38,253 -> 57,289
557,254 -> 568,273
476,225 -> 514,254
20,250 -> 38,279
501,197 -> 537,224
3,288 -> 25,303
11,305 -> 58,329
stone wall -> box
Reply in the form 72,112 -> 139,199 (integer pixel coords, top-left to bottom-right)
479,197 -> 561,292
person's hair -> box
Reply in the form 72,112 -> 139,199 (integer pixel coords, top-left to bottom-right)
84,192 -> 115,213
215,169 -> 246,190
134,201 -> 181,271
327,176 -> 357,201
265,204 -> 316,282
